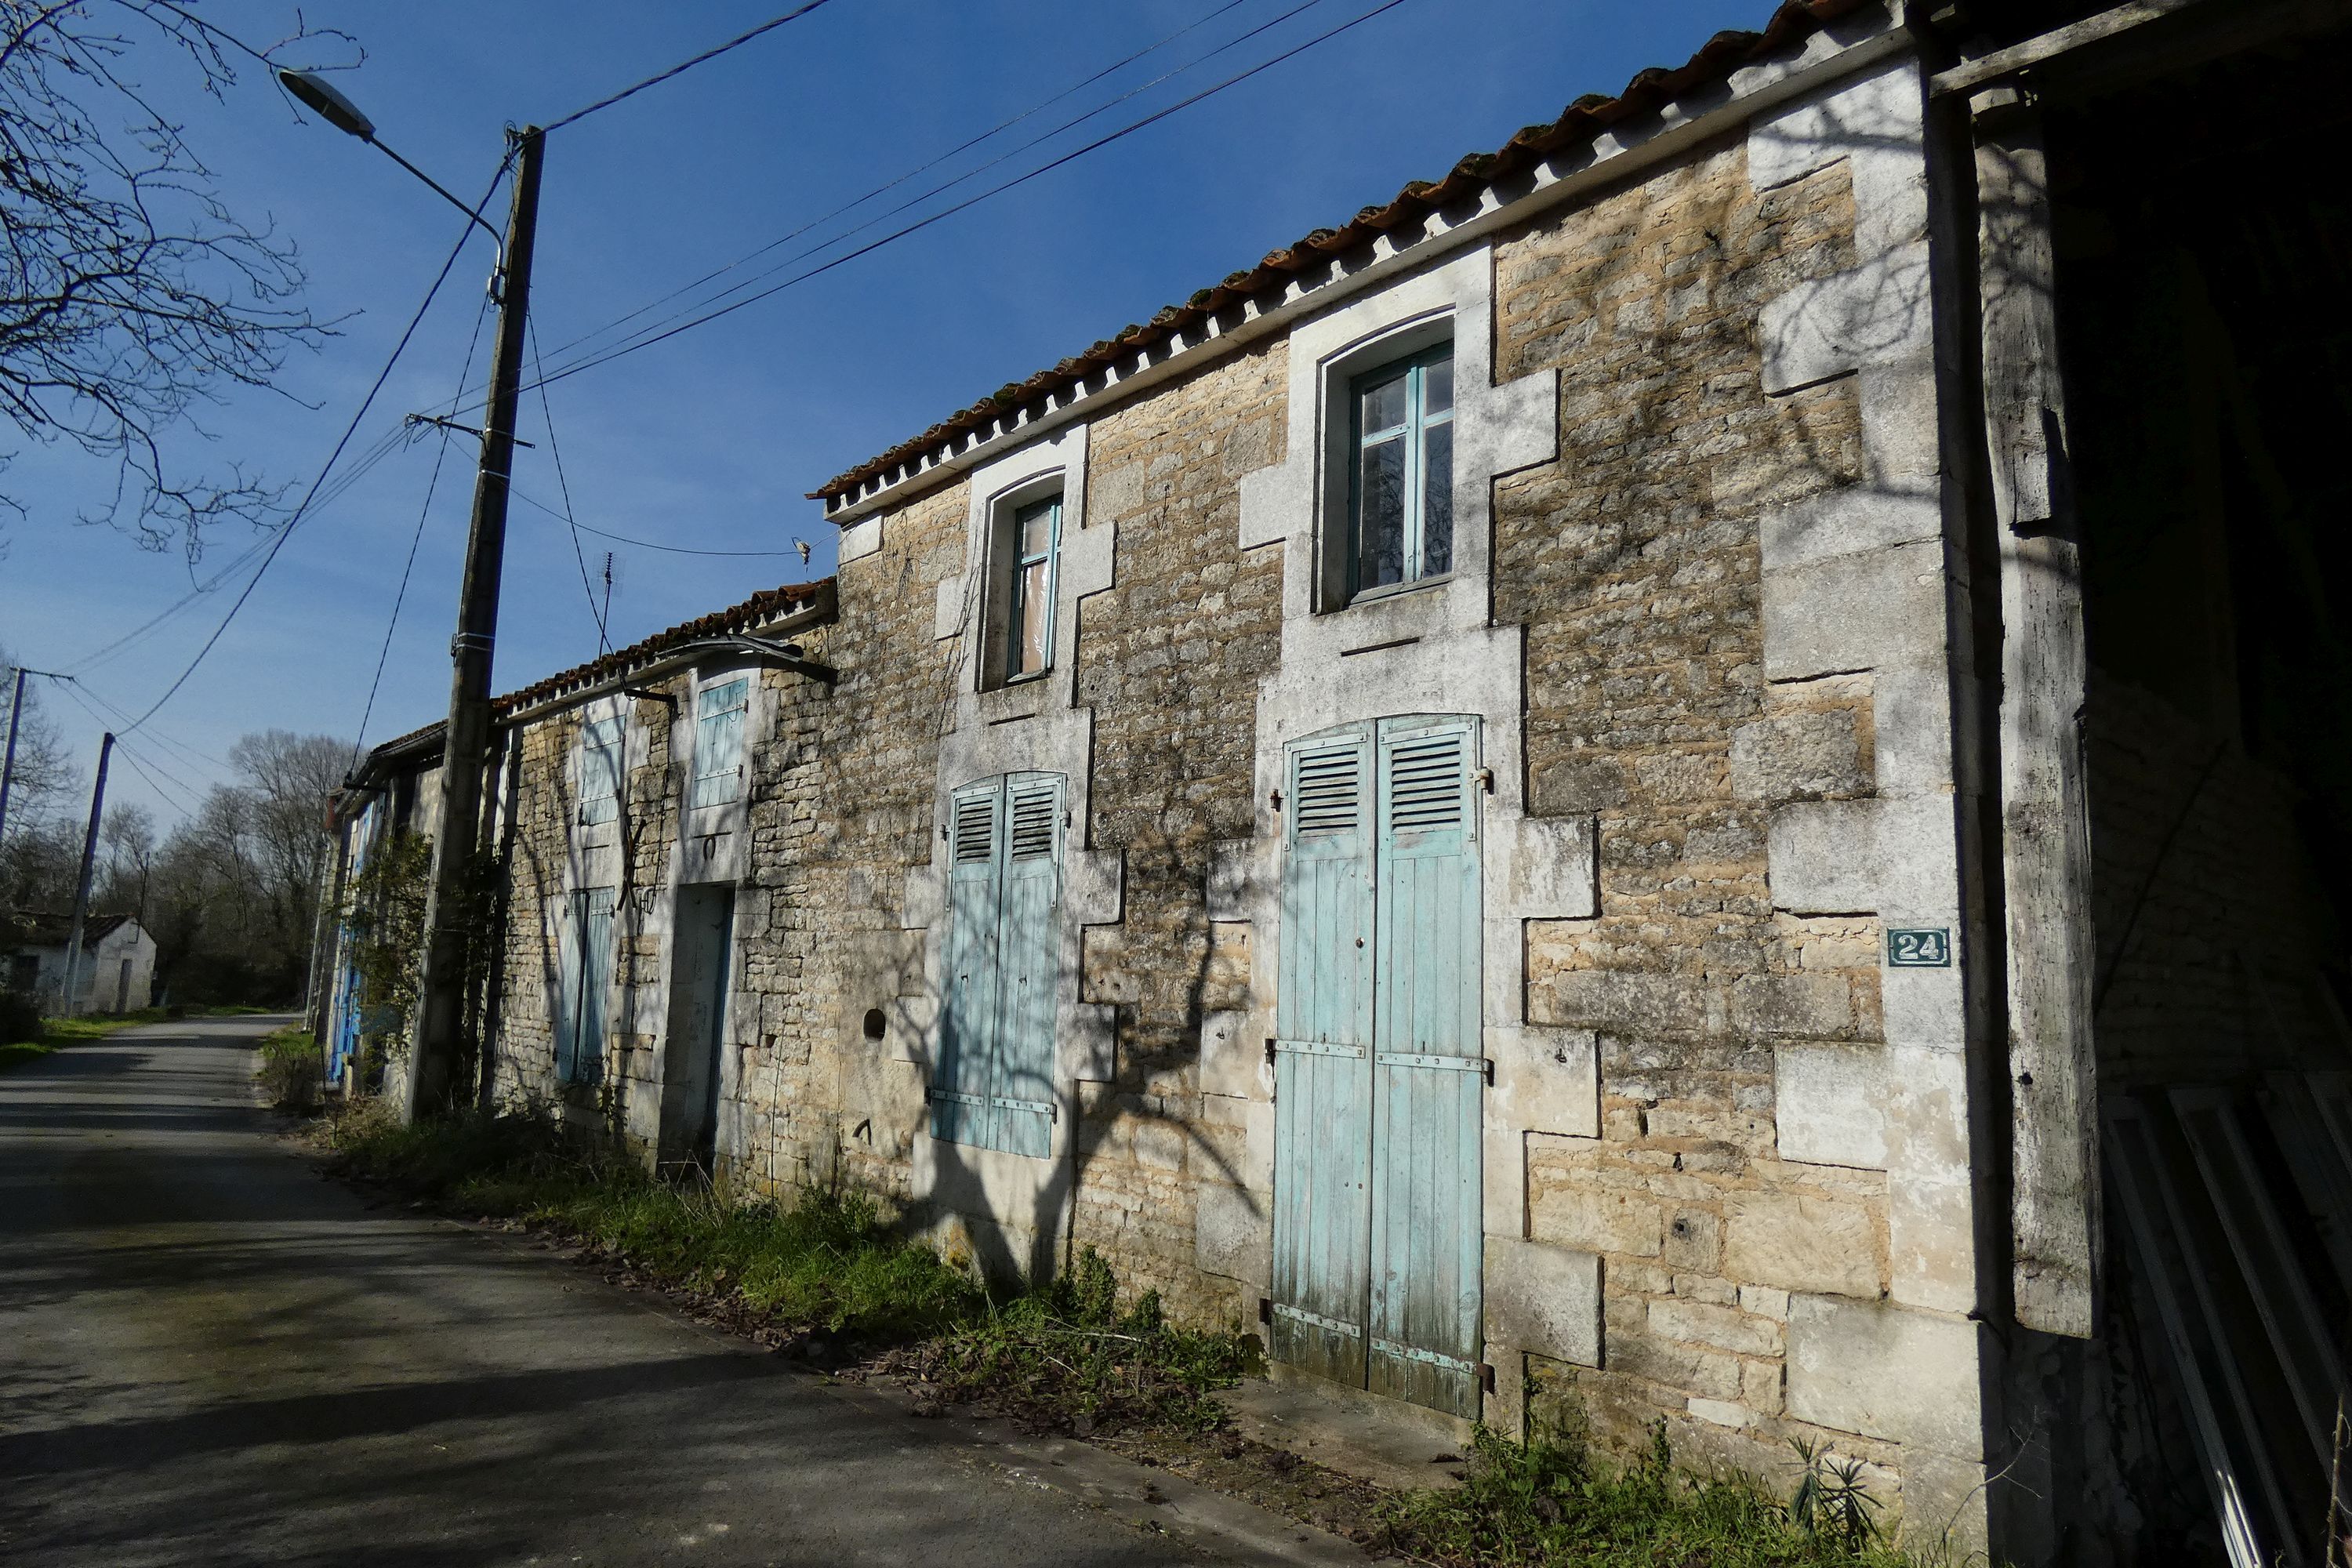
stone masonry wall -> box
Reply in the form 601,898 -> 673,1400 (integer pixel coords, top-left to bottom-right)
1489,136 -> 1915,1486
476,56 -> 1986,1534
1069,343 -> 1287,1315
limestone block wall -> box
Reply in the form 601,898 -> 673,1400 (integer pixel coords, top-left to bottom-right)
1071,343 -> 1288,1314
465,26 -> 2018,1548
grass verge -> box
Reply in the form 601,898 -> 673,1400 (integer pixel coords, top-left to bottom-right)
314,1100 -> 1243,1423
0,1007 -> 180,1072
1379,1421 -> 1915,1568
255,1025 -> 322,1110
312,1100 -> 1918,1567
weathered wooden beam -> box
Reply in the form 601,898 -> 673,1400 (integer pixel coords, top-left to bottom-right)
1931,0 -> 2205,96
1976,93 -> 2101,1340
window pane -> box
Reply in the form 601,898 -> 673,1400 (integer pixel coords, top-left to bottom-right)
1423,352 -> 1454,416
1015,559 -> 1051,673
1421,419 -> 1454,576
1359,369 -> 1409,436
1018,500 -> 1055,559
1356,434 -> 1407,590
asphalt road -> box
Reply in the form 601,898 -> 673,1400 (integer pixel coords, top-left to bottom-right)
0,1016 -> 1344,1567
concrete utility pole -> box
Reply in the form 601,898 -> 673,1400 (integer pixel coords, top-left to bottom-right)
404,125 -> 546,1120
60,732 -> 113,1019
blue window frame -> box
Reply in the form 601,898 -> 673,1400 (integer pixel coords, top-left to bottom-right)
1348,346 -> 1454,599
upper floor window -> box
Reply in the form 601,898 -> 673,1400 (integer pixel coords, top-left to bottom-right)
578,714 -> 622,826
1348,344 -> 1453,599
986,492 -> 1061,688
691,677 -> 750,808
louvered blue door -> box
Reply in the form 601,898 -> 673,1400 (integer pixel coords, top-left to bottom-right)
935,782 -> 1002,1146
1272,728 -> 1376,1389
1369,717 -> 1483,1417
993,774 -> 1062,1157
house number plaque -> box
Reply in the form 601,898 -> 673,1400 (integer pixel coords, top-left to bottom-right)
1886,927 -> 1952,967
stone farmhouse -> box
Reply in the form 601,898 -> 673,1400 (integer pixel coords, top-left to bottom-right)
318,2 -> 2352,1562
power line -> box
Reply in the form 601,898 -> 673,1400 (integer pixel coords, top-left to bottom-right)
60,679 -> 234,779
525,0 -> 1258,376
121,160 -> 512,735
525,0 -> 1414,395
543,1 -> 837,133
526,321 -> 611,655
60,421 -> 416,679
350,294 -> 495,772
506,488 -> 807,559
42,678 -> 205,818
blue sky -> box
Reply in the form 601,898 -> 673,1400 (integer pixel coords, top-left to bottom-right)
2,0 -> 1770,825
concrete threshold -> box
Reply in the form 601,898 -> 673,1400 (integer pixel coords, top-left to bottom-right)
1212,1365 -> 1472,1494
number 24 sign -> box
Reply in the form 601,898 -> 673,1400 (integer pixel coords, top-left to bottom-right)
1886,927 -> 1951,967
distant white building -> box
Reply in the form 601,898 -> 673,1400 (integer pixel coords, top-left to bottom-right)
2,913 -> 157,1014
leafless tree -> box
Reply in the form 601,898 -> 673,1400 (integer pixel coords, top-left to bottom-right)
0,2 -> 360,559
0,653 -> 78,913
98,797 -> 153,916
141,725 -> 342,1000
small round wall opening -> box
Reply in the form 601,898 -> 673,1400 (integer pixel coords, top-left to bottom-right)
862,1007 -> 887,1041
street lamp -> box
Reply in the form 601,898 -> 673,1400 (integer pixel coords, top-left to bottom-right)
285,68 -> 548,1120
278,70 -> 505,281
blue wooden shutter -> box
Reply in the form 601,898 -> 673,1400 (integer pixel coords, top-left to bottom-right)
1368,717 -> 1483,1417
935,781 -> 1002,1147
691,678 -> 750,808
579,715 -> 623,826
992,773 -> 1062,1157
554,896 -> 584,1082
576,888 -> 617,1086
1272,726 -> 1376,1391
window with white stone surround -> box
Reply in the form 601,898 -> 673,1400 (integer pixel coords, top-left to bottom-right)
1343,340 -> 1454,601
1315,314 -> 1457,612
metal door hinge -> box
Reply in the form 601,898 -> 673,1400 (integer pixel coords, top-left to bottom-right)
1264,1036 -> 1276,1068
1485,1056 -> 1496,1086
1473,766 -> 1494,793
1258,1297 -> 1272,1326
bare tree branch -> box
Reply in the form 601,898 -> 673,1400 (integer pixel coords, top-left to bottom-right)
0,1 -> 361,559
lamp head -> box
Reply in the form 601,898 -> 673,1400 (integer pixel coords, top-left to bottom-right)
279,69 -> 375,141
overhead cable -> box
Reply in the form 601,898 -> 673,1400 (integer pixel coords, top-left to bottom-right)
542,1 -> 837,133
524,0 -> 1414,394
351,294 -> 495,771
527,319 -> 612,655
120,162 -> 511,735
506,488 -> 807,559
528,0 -> 1258,373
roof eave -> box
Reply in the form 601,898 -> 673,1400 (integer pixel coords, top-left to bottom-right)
812,0 -> 1907,526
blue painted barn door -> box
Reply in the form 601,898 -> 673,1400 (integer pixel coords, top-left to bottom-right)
1272,727 -> 1376,1389
992,774 -> 1062,1158
1368,717 -> 1484,1418
1272,716 -> 1483,1417
935,781 -> 1003,1148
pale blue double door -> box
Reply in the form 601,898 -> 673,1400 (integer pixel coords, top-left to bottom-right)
935,771 -> 1063,1157
1272,716 -> 1484,1417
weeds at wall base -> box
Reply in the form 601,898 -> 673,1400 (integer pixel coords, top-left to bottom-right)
308,1100 -> 1919,1567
